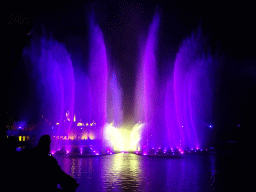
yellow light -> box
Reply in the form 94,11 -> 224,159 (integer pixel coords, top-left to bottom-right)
86,123 -> 89,126
73,115 -> 76,122
82,133 -> 88,140
104,124 -> 124,151
19,136 -> 22,141
77,122 -> 83,126
89,132 -> 95,140
103,123 -> 144,152
23,136 -> 26,141
129,123 -> 144,151
56,122 -> 59,125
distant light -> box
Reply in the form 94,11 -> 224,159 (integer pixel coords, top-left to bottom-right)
181,126 -> 184,128
56,123 -> 59,125
19,127 -> 22,129
209,125 -> 212,128
81,128 -> 83,130
238,124 -> 240,127
77,122 -> 84,126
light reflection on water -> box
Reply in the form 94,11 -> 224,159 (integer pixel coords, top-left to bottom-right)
54,153 -> 241,192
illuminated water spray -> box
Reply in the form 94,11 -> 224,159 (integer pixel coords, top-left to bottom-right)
89,13 -> 108,129
23,8 -> 213,153
171,30 -> 213,149
135,10 -> 160,148
24,35 -> 75,151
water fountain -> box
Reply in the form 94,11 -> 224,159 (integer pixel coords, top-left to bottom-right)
22,9 -> 213,156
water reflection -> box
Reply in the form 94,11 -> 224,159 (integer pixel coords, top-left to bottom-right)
54,152 -> 240,192
102,153 -> 140,191
209,154 -> 216,191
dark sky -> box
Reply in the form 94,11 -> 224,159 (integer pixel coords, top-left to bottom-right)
5,0 -> 256,141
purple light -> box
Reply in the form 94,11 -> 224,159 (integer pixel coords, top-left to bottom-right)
89,12 -> 107,128
23,8 -> 213,154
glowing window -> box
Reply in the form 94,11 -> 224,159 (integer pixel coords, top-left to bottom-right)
19,136 -> 22,142
27,136 -> 30,140
23,136 -> 26,141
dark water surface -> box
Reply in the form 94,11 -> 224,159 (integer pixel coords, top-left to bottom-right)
55,151 -> 243,192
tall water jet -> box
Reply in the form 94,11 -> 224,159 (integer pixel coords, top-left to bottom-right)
165,77 -> 181,148
135,10 -> 160,148
24,35 -> 75,151
89,13 -> 108,145
172,29 -> 213,149
108,72 -> 123,127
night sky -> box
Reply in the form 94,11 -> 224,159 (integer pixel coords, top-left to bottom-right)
5,0 -> 256,143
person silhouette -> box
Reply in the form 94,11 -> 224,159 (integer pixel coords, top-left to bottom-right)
28,135 -> 79,192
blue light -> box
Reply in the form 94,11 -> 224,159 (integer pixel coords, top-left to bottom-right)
209,125 -> 212,128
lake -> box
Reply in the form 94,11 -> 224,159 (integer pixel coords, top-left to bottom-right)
55,149 -> 243,191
